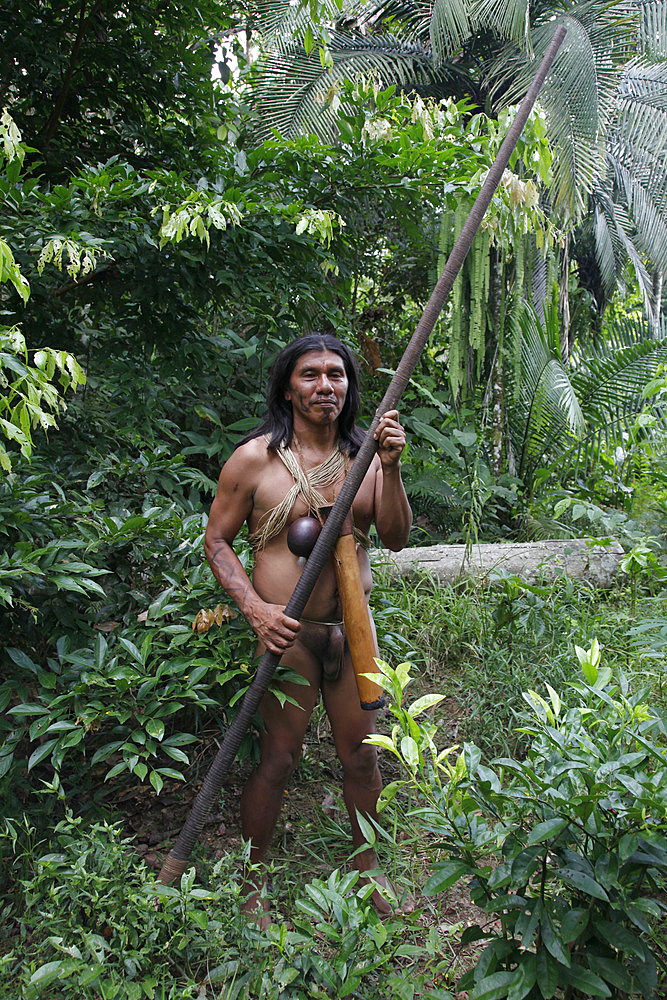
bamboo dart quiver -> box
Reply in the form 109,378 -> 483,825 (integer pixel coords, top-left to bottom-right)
331,513 -> 385,711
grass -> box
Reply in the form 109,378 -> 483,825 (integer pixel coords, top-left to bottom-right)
2,571 -> 666,999
372,569 -> 661,754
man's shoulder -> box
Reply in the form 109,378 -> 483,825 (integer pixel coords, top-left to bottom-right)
234,435 -> 269,459
224,436 -> 271,475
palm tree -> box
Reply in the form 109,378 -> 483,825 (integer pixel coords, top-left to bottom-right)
249,0 -> 667,314
507,302 -> 667,491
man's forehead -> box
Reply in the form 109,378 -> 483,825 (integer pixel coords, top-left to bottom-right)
292,349 -> 346,371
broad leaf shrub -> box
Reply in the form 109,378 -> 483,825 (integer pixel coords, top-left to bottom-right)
0,460 -> 262,810
1,814 -> 427,1000
367,646 -> 667,999
2,813 -> 249,999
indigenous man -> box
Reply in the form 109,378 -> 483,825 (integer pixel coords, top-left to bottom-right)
204,333 -> 412,925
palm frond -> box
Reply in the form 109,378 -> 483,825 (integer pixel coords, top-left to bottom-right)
617,57 -> 667,110
488,20 -> 600,217
587,54 -> 667,306
593,198 -> 619,295
428,0 -> 472,61
640,1 -> 667,58
251,31 -> 458,141
508,303 -> 585,479
570,317 -> 667,468
254,0 -> 346,46
608,154 -> 667,269
592,185 -> 656,312
510,310 -> 667,484
487,1 -> 639,217
469,0 -> 531,49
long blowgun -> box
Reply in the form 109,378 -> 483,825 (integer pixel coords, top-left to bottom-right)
158,23 -> 567,885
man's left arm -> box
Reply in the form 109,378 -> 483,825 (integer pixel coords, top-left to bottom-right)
373,409 -> 412,551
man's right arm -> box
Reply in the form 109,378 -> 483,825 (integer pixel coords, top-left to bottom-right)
204,442 -> 300,655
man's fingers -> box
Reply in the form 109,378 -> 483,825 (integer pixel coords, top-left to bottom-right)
277,616 -> 300,640
374,411 -> 403,441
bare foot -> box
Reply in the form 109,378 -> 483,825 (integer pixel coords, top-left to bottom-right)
354,850 -> 416,916
242,873 -> 272,930
361,870 -> 416,916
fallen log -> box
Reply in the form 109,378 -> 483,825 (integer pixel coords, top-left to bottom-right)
373,539 -> 624,588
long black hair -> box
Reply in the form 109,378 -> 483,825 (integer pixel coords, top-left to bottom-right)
238,334 -> 364,455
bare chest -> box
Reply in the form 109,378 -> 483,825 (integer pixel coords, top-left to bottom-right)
249,452 -> 377,533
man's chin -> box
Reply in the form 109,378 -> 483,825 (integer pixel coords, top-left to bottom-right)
313,406 -> 340,420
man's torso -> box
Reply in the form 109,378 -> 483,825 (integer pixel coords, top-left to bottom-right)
247,441 -> 378,621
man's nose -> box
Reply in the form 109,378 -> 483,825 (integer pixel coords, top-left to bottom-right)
316,374 -> 334,393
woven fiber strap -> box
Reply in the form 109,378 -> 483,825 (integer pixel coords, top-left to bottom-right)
248,440 -> 347,552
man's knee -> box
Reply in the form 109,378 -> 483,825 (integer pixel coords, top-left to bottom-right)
340,740 -> 378,781
259,740 -> 301,787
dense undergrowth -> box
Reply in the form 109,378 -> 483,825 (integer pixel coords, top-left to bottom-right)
2,549 -> 667,997
1,330 -> 666,1000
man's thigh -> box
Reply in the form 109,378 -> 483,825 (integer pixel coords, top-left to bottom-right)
321,648 -> 379,755
255,638 -> 322,748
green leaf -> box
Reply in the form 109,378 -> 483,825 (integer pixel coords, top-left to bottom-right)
556,868 -> 609,901
354,809 -> 376,848
150,770 -> 164,794
29,961 -> 63,987
587,955 -> 633,992
561,964 -> 611,997
526,817 -> 568,845
592,919 -> 644,958
8,703 -> 48,716
86,469 -> 106,489
423,861 -> 470,895
157,767 -> 185,781
535,949 -> 558,999
452,428 -> 477,448
119,636 -> 144,665
105,761 -> 128,780
27,739 -> 58,771
516,900 -> 541,949
400,735 -> 420,770
507,955 -> 537,1000
470,971 -> 516,1000
189,909 -> 208,929
541,915 -> 570,967
411,418 -> 459,457
376,780 -> 404,812
145,718 -> 165,741
7,647 -> 39,672
561,908 -> 589,944
296,898 -> 323,920
408,693 -> 445,717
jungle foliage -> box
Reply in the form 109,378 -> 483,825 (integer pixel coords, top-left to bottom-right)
1,2 -> 667,998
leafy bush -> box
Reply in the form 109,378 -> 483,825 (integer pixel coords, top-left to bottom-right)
1,813 -> 248,999
1,814 -> 436,1000
369,646 -> 667,999
0,459 -> 262,810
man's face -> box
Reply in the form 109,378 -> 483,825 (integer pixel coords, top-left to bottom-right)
284,350 -> 349,426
